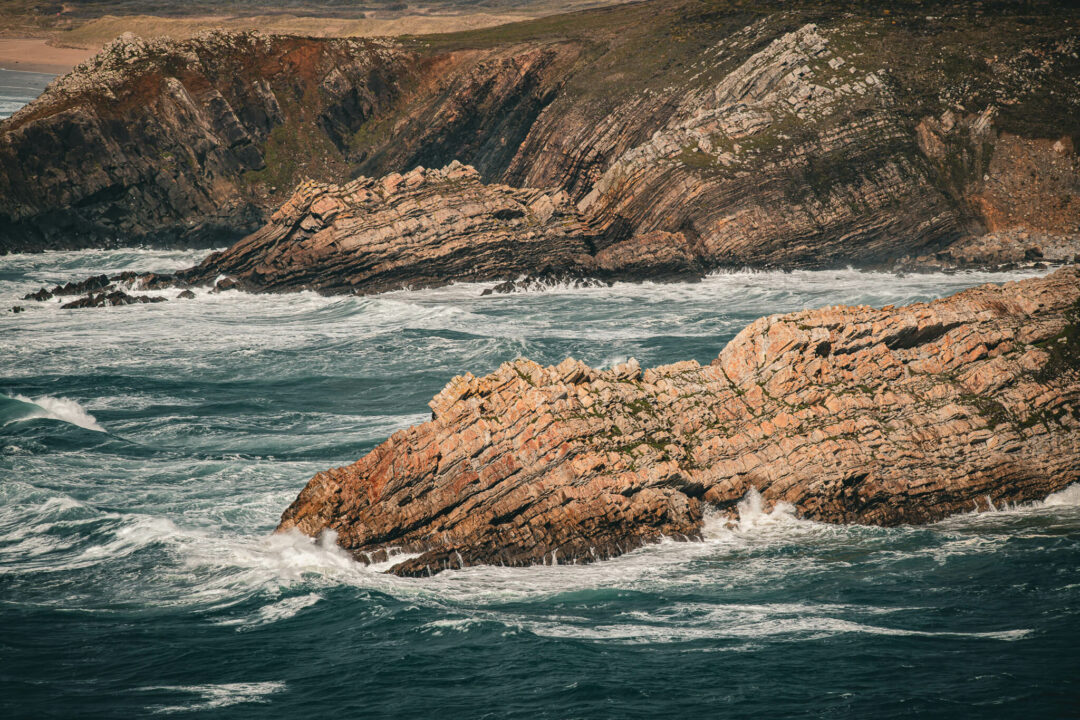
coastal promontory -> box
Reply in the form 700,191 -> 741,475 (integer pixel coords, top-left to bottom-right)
278,267 -> 1080,575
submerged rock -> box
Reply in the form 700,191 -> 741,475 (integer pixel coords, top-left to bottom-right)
23,270 -> 169,307
60,291 -> 167,309
278,268 -> 1080,576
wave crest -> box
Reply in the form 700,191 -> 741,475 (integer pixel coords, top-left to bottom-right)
2,394 -> 106,433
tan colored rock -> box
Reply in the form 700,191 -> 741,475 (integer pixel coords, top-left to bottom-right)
178,164 -> 594,294
278,268 -> 1080,575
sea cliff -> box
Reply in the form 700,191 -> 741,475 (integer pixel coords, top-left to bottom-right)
3,0 -> 1078,268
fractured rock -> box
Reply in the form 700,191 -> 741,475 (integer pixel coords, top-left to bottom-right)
278,267 -> 1080,575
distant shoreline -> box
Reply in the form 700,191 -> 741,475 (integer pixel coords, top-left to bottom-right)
0,39 -> 96,74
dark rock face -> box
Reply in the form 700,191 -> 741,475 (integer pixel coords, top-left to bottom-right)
0,32 -> 414,253
60,290 -> 167,308
278,268 -> 1080,575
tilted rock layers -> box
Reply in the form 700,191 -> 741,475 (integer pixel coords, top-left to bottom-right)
0,31 -> 576,253
179,162 -> 593,294
571,22 -> 962,266
4,2 -> 1078,264
509,12 -> 1080,268
167,162 -> 714,295
278,268 -> 1080,575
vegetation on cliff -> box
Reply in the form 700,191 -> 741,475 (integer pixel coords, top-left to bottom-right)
2,0 -> 1077,265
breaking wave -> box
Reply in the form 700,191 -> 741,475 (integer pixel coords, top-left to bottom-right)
1,393 -> 106,432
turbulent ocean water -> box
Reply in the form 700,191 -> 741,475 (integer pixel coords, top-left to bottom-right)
0,68 -> 53,119
2,249 -> 1078,718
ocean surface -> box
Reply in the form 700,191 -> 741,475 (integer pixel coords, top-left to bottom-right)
0,68 -> 53,119
2,249 -> 1078,719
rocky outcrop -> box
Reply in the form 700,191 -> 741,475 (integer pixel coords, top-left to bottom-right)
106,162 -> 720,297
0,31 -> 576,253
176,161 -> 595,294
278,268 -> 1080,575
31,154 -> 1074,303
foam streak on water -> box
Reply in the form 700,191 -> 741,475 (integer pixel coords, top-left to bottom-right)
2,250 -> 1078,719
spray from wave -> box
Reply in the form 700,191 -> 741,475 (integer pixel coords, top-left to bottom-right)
1043,484 -> 1080,507
2,394 -> 106,432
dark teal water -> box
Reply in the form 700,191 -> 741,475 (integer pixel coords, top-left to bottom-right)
2,249 -> 1078,718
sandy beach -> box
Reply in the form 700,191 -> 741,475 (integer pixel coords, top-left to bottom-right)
0,38 -> 96,74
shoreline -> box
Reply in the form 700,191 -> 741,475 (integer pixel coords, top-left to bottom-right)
0,38 -> 96,74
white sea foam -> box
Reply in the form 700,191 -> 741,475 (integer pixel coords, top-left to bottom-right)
733,486 -> 797,530
217,593 -> 323,630
8,394 -> 106,432
142,681 -> 285,713
519,613 -> 1032,644
1043,483 -> 1080,507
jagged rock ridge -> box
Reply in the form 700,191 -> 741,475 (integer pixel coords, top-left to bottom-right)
165,161 -> 715,295
15,160 -> 709,302
0,31 -> 575,252
277,268 -> 1080,575
177,161 -> 594,294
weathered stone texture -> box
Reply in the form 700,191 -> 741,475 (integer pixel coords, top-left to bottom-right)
278,268 -> 1080,575
177,162 -> 594,294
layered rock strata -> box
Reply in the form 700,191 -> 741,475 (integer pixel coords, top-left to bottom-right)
176,162 -> 594,294
278,268 -> 1080,575
19,155 -> 1078,303
175,158 -> 730,293
0,31 -> 575,252
0,32 -> 413,251
16,161 -> 728,301
4,2 -> 1078,265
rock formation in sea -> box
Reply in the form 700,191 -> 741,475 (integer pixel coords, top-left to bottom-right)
17,160 -> 748,302
18,153 -> 1079,305
166,162 -> 720,294
3,1 -> 1078,268
176,162 -> 595,294
277,268 -> 1080,575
